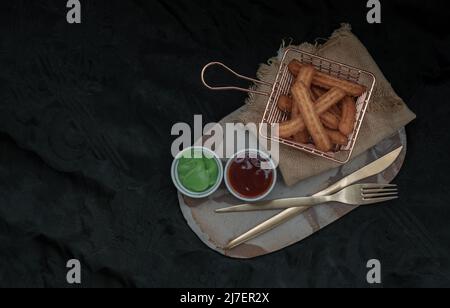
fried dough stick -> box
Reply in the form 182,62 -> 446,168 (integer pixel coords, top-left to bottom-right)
291,103 -> 310,144
291,66 -> 315,142
339,96 -> 357,136
279,87 -> 346,138
312,86 -> 341,117
277,66 -> 316,113
291,81 -> 332,152
277,95 -> 292,113
288,60 -> 366,97
285,92 -> 347,147
326,130 -> 349,146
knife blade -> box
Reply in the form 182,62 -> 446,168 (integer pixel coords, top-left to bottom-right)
224,146 -> 403,250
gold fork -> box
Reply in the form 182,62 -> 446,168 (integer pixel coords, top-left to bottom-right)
216,184 -> 398,214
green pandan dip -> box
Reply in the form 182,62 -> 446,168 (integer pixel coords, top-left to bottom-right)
177,151 -> 219,193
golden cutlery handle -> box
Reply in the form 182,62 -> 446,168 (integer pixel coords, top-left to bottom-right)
225,206 -> 311,250
216,196 -> 330,213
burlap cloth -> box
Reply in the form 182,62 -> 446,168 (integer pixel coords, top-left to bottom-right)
219,24 -> 416,186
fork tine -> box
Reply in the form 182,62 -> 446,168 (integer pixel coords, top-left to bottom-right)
363,192 -> 399,199
362,188 -> 398,194
362,183 -> 397,189
361,196 -> 399,205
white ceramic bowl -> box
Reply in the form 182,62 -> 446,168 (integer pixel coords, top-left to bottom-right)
224,149 -> 277,202
171,147 -> 223,199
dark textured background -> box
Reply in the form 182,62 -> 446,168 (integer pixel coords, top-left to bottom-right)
0,0 -> 449,288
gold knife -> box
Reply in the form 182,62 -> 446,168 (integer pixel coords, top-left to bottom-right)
224,146 -> 403,250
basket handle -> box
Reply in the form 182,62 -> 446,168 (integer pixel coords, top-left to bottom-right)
201,62 -> 271,96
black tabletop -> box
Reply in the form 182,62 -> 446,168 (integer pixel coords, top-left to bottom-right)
0,0 -> 449,288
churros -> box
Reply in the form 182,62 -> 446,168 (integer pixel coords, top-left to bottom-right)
314,87 -> 345,130
278,95 -> 302,138
277,95 -> 292,113
339,96 -> 357,136
311,86 -> 326,98
290,65 -> 316,143
326,130 -> 349,146
278,87 -> 345,138
312,86 -> 341,117
292,101 -> 299,118
315,87 -> 346,115
288,60 -> 367,97
278,59 -> 363,153
278,104 -> 339,138
278,95 -> 305,139
278,117 -> 303,139
291,103 -> 311,144
288,60 -> 302,76
297,65 -> 315,88
313,74 -> 366,97
331,105 -> 341,118
291,81 -> 332,152
321,112 -> 340,130
293,129 -> 310,144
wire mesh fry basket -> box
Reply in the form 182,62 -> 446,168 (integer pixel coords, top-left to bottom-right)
201,47 -> 376,164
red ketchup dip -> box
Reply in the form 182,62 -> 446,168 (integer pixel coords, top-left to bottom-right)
227,153 -> 275,199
